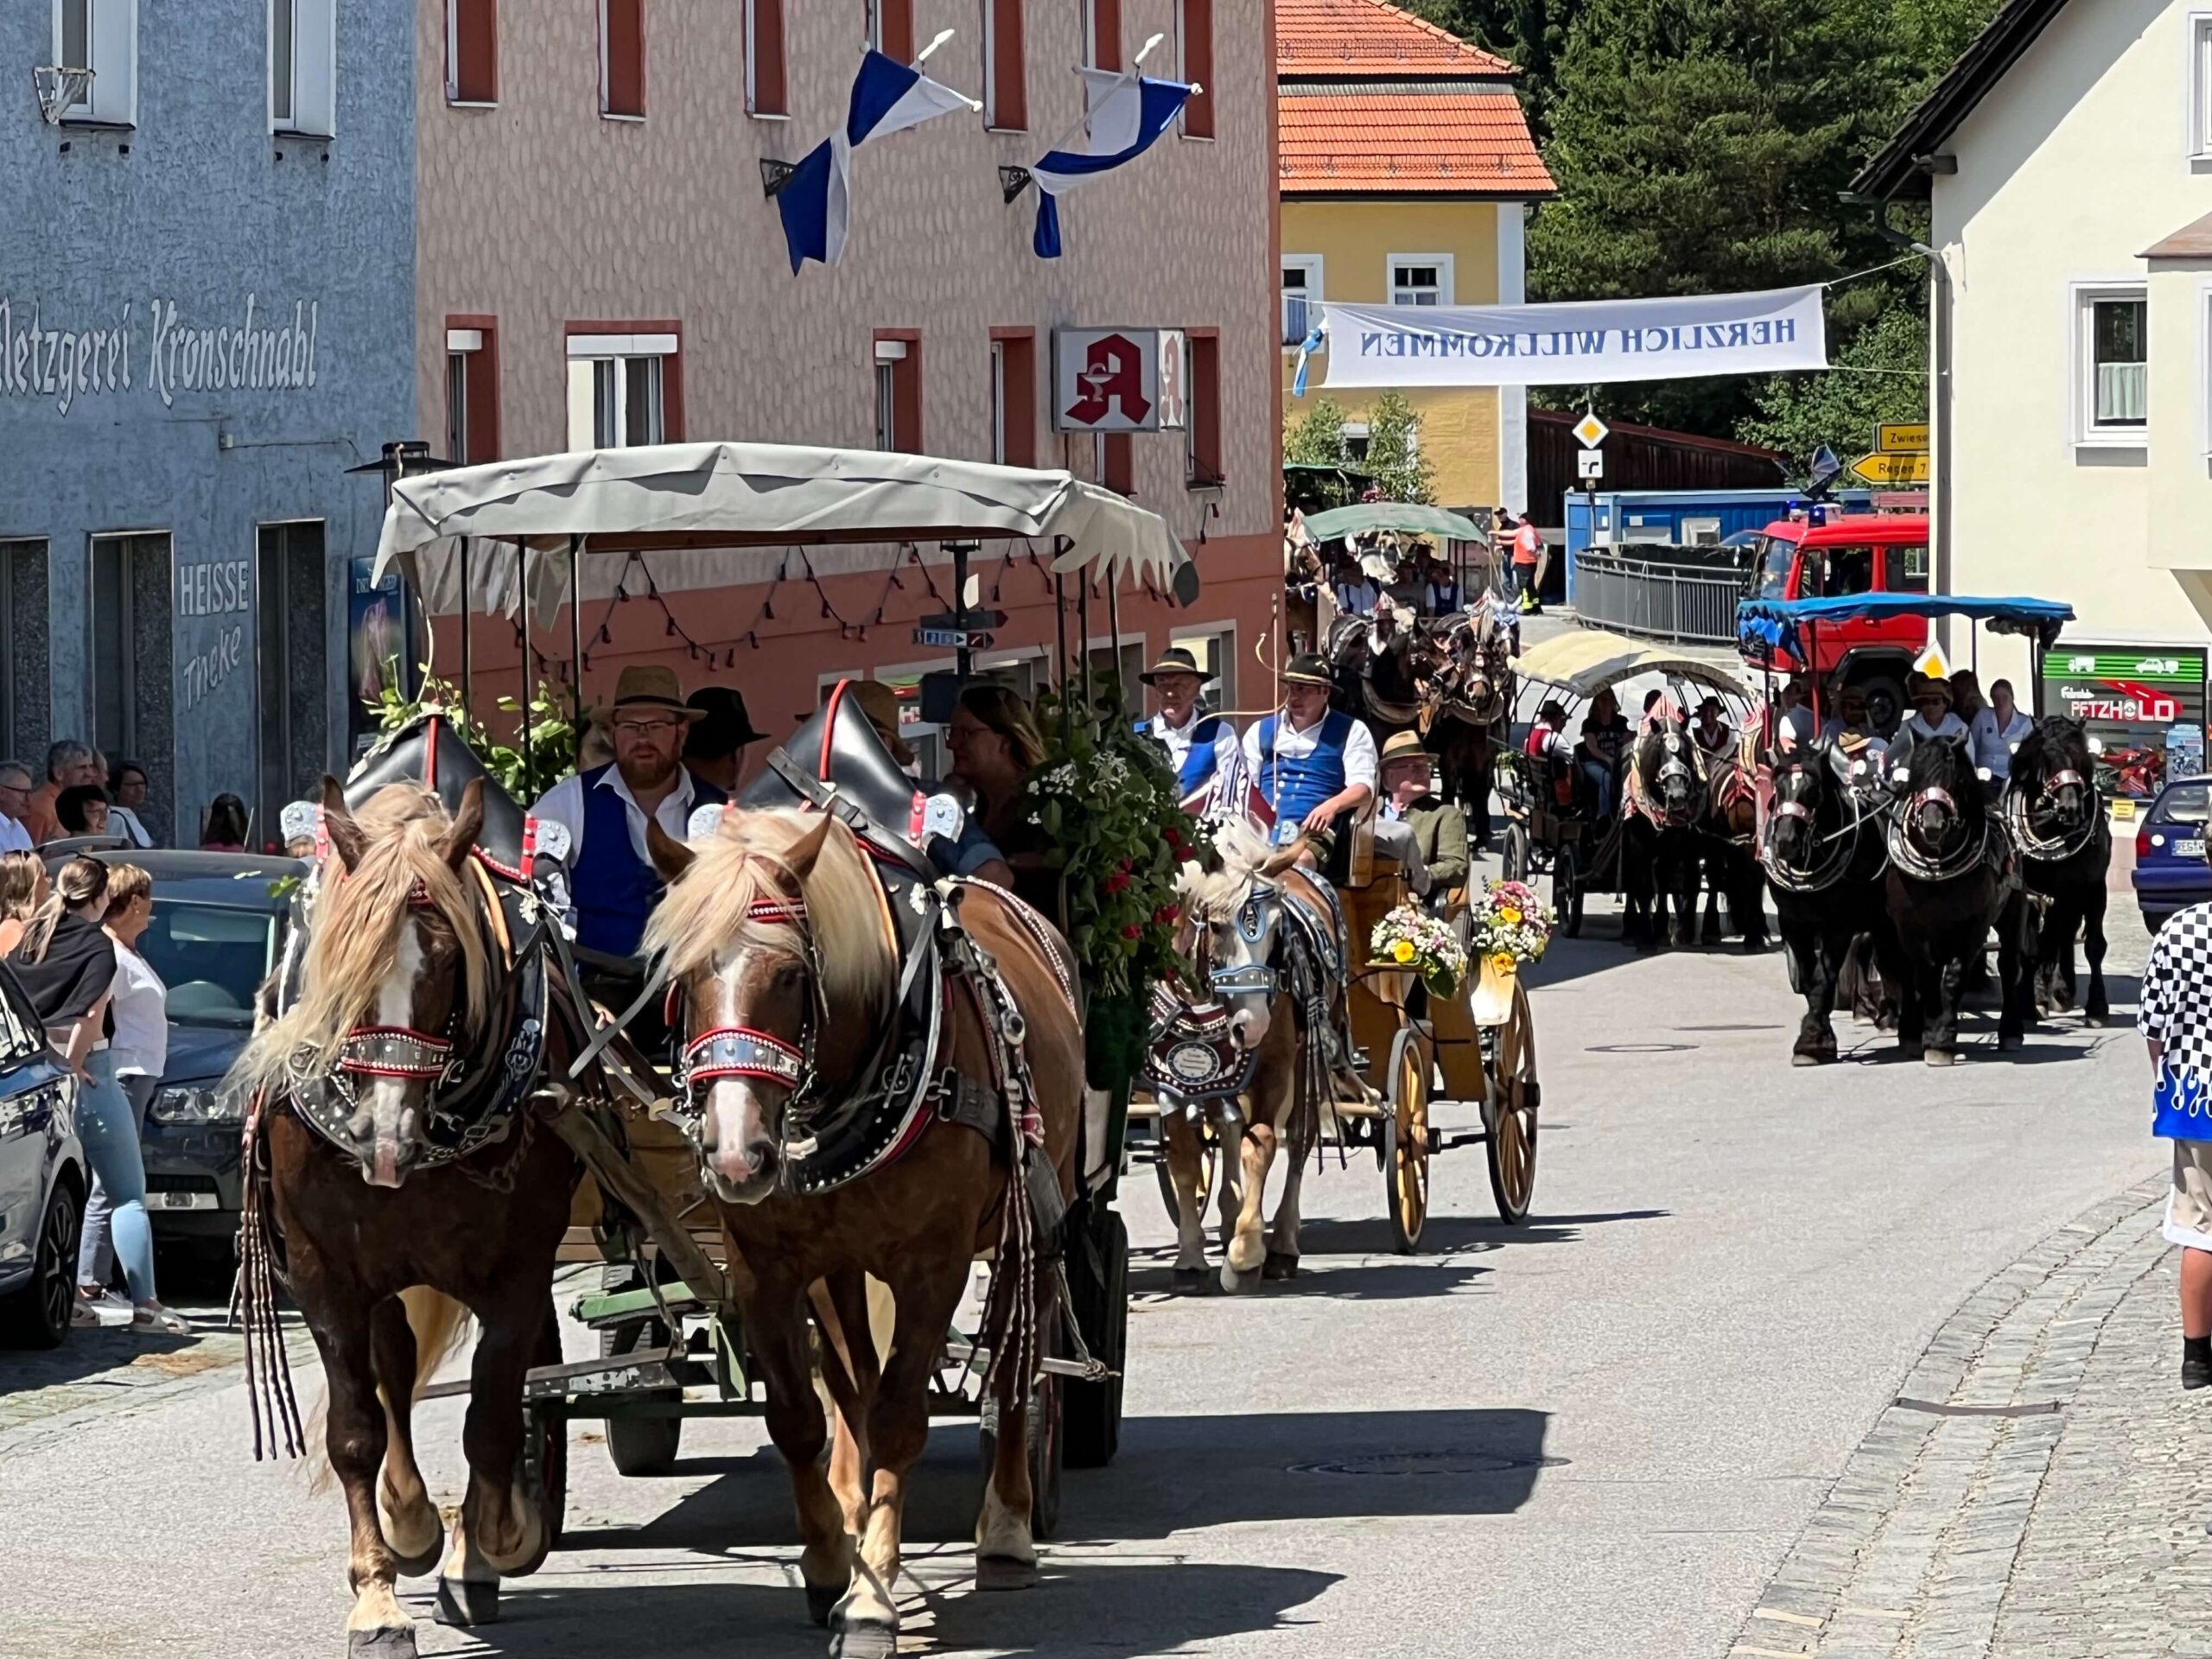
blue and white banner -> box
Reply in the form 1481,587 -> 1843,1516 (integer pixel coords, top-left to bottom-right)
778,49 -> 978,273
1030,70 -> 1192,259
1313,285 -> 1828,388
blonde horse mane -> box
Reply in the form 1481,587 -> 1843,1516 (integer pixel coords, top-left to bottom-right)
229,785 -> 493,1107
643,808 -> 894,1021
1177,820 -> 1291,924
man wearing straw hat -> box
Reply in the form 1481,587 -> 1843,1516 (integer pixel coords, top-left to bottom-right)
1376,729 -> 1468,900
1138,646 -> 1244,817
1243,652 -> 1377,865
530,664 -> 728,958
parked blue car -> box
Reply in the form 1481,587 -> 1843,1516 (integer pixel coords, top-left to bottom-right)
2133,777 -> 2212,935
0,961 -> 86,1348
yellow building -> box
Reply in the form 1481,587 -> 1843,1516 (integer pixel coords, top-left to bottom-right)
1278,0 -> 1554,513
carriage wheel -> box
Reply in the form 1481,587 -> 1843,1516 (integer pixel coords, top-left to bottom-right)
1554,845 -> 1584,938
1382,1029 -> 1431,1254
1483,1040 -> 1539,1226
600,1262 -> 683,1477
1154,1117 -> 1217,1226
1502,823 -> 1531,885
1062,1206 -> 1128,1469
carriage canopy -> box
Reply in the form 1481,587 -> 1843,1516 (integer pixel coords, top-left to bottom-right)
1300,502 -> 1489,546
1737,593 -> 2075,659
1516,626 -> 1753,703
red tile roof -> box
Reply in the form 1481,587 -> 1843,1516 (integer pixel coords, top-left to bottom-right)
1277,0 -> 1516,79
1280,92 -> 1554,195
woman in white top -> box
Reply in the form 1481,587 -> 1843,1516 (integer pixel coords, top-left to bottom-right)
1972,677 -> 2037,782
77,862 -> 169,1313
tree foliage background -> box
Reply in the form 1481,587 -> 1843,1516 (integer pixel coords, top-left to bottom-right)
1402,0 -> 1998,464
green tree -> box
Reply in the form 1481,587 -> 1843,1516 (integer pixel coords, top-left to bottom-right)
1738,306 -> 1928,472
1364,391 -> 1436,505
1284,397 -> 1352,468
1400,0 -> 1571,135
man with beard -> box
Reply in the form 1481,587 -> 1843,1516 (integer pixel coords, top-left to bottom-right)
531,664 -> 728,958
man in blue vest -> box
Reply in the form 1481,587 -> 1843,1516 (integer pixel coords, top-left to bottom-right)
1242,652 -> 1378,864
530,664 -> 728,959
1138,646 -> 1243,818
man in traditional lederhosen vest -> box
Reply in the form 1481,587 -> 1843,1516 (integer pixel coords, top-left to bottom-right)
1243,652 -> 1377,868
530,664 -> 729,960
1137,646 -> 1245,819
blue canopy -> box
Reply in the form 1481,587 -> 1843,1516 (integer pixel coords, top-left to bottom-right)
1738,593 -> 2074,658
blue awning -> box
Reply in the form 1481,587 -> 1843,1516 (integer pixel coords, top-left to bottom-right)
1737,593 -> 2074,658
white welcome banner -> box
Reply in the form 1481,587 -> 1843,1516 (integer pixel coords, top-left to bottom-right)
1317,284 -> 1827,388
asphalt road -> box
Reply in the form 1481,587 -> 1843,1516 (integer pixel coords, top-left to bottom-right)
0,874 -> 2159,1659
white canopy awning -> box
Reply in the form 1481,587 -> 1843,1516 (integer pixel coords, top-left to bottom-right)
374,442 -> 1190,621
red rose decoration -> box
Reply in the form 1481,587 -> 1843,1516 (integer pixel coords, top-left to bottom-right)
1122,924 -> 1141,939
1105,871 -> 1131,893
1154,903 -> 1179,925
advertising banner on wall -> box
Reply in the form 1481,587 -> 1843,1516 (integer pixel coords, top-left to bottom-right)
1316,285 -> 1827,390
2037,644 -> 2208,801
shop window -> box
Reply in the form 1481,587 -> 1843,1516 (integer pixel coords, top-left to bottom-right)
747,0 -> 786,117
54,0 -> 137,126
875,333 -> 922,453
1177,0 -> 1212,138
1084,0 -> 1120,71
91,533 -> 171,841
0,542 -> 49,768
270,0 -> 337,136
870,0 -> 913,60
256,523 -> 328,840
990,330 -> 1036,467
601,0 -> 645,118
567,329 -> 680,448
445,321 -> 500,464
2076,286 -> 2147,439
446,0 -> 497,104
1389,256 -> 1452,307
983,0 -> 1026,130
1185,332 -> 1222,488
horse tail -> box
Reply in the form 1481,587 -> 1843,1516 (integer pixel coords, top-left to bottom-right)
302,1287 -> 476,1494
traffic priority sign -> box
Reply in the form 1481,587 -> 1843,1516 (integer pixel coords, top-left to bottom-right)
1876,422 -> 1929,454
1849,451 -> 1930,486
1576,448 -> 1605,480
1571,413 -> 1610,448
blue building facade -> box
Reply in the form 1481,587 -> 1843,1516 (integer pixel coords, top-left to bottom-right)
0,0 -> 415,843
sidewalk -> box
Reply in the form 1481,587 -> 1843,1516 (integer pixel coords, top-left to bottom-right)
1732,1171 -> 2212,1658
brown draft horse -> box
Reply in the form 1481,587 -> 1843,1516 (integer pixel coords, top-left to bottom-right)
644,806 -> 1082,1659
229,779 -> 577,1658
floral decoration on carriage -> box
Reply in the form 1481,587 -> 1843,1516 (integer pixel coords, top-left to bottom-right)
1469,879 -> 1556,976
1370,906 -> 1471,998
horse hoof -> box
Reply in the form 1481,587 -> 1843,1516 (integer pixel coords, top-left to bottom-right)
1219,1264 -> 1258,1295
1924,1048 -> 1956,1068
1741,936 -> 1769,955
831,1616 -> 900,1658
1170,1267 -> 1211,1296
1262,1250 -> 1300,1281
2086,1011 -> 2109,1029
976,1554 -> 1041,1592
1790,1050 -> 1821,1068
1999,1033 -> 2024,1052
1900,1039 -> 1923,1058
434,1579 -> 499,1628
347,1628 -> 417,1659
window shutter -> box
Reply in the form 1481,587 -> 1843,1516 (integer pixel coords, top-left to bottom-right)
987,0 -> 1027,130
463,327 -> 501,463
748,0 -> 786,116
996,332 -> 1037,468
1179,0 -> 1212,138
449,0 -> 497,103
295,0 -> 337,137
566,359 -> 597,453
91,0 -> 138,125
878,0 -> 913,62
1189,334 -> 1221,485
1090,0 -> 1122,72
1103,432 -> 1133,496
602,0 -> 645,115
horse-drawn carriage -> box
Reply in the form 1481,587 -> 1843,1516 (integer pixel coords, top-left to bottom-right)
241,442 -> 1194,1659
1494,627 -> 1759,944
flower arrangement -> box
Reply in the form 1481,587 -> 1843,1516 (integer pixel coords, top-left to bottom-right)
1370,905 -> 1471,997
1468,878 -> 1555,977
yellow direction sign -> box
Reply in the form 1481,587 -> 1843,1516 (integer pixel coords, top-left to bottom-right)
1876,422 -> 1929,454
1850,451 -> 1930,486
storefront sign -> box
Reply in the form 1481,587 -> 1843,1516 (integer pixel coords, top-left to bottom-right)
1053,327 -> 1161,432
2037,645 -> 2208,798
0,294 -> 323,416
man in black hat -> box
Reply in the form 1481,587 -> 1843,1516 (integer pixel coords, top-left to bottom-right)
1139,646 -> 1244,817
1243,652 -> 1376,862
683,686 -> 766,795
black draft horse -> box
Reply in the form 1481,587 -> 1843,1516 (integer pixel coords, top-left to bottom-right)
2003,718 -> 2113,1026
1885,734 -> 2037,1064
1325,610 -> 1428,745
1764,741 -> 1899,1064
1621,717 -> 1704,950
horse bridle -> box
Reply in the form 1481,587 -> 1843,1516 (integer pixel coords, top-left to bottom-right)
333,880 -> 478,1095
1192,892 -> 1283,998
670,896 -> 822,1119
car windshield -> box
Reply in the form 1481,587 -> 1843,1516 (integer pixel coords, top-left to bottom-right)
1753,537 -> 1798,599
2157,784 -> 2210,827
137,899 -> 275,1028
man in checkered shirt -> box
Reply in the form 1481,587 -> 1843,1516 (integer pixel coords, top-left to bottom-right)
2139,899 -> 2212,1389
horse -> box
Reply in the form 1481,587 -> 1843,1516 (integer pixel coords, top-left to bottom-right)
1884,734 -> 2037,1063
1152,823 -> 1332,1294
642,803 -> 1083,1658
228,775 -> 579,1658
2003,718 -> 2113,1027
1695,734 -> 1770,951
1764,741 -> 1899,1063
1421,607 -> 1512,848
1325,608 -> 1428,744
1621,717 -> 1705,950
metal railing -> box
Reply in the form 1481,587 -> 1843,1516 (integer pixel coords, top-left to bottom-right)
1571,550 -> 1748,646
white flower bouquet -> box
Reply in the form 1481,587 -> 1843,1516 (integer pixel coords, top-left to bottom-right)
1370,904 -> 1471,997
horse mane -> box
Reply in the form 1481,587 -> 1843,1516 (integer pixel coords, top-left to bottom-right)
227,785 -> 493,1106
1904,728 -> 1981,805
643,808 -> 893,1021
2009,716 -> 2082,785
1177,820 -> 1283,924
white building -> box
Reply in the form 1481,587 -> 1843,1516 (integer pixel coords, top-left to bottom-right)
1857,0 -> 2212,776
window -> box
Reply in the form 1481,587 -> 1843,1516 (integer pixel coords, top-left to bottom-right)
1281,255 -> 1322,346
1170,626 -> 1235,709
1100,432 -> 1134,496
990,330 -> 1037,467
983,0 -> 1026,130
269,0 -> 336,136
601,0 -> 645,118
1342,422 -> 1372,463
445,321 -> 499,464
54,0 -> 137,126
1885,543 -> 1931,594
2076,287 -> 2148,438
869,0 -> 913,60
1389,257 -> 1453,307
1177,0 -> 1212,138
566,330 -> 678,449
2195,17 -> 2212,158
1084,0 -> 1121,71
746,0 -> 786,116
446,0 -> 497,104
1185,332 -> 1221,488
1814,546 -> 1876,599
92,533 -> 171,836
256,522 -> 327,840
0,542 -> 48,768
874,333 -> 922,453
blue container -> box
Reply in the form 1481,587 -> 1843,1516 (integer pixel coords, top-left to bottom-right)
1563,489 -> 1880,606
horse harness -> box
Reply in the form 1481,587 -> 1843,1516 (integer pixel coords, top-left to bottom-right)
2001,765 -> 2101,863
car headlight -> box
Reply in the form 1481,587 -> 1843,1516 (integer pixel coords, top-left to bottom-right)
150,1086 -> 244,1125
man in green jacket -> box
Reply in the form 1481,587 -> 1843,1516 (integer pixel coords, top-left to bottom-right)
1376,729 -> 1471,899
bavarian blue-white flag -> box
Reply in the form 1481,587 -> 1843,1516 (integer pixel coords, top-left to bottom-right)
1030,70 -> 1192,260
1291,316 -> 1327,398
779,49 -> 979,273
